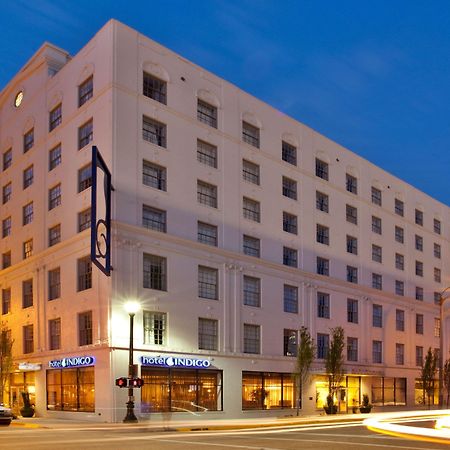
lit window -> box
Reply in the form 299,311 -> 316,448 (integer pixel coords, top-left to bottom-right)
144,311 -> 166,345
284,329 -> 297,356
23,239 -> 33,259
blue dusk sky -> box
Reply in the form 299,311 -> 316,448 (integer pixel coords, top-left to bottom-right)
2,1 -> 450,204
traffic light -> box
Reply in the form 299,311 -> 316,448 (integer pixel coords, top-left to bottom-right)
129,378 -> 144,388
115,377 -> 128,388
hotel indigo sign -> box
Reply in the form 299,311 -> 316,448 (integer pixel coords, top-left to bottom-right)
49,356 -> 96,369
140,355 -> 211,368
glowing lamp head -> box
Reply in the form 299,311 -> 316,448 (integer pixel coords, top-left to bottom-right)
124,301 -> 140,315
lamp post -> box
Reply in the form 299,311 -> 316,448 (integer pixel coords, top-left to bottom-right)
439,287 -> 450,408
123,301 -> 140,423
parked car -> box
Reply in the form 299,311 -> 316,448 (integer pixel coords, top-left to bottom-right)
0,404 -> 13,426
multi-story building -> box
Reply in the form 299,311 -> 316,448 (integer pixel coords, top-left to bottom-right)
0,20 -> 448,422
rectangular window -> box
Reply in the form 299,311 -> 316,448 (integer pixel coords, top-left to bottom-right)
143,254 -> 167,291
315,158 -> 328,180
22,279 -> 33,308
198,222 -> 217,246
282,141 -> 297,165
23,128 -> 34,153
48,184 -> 61,210
197,100 -> 217,128
395,198 -> 404,216
243,276 -> 261,307
317,292 -> 330,318
142,116 -> 166,147
434,218 -> 441,235
346,204 -> 357,224
395,280 -> 404,296
142,205 -> 166,232
2,288 -> 11,315
49,144 -> 62,170
2,224 -> 9,246
396,309 -> 405,331
371,187 -> 382,206
416,286 -> 424,301
2,251 -> 11,269
372,340 -> 382,363
78,311 -> 93,346
23,325 -> 34,354
415,235 -> 423,251
23,165 -> 33,189
197,140 -> 217,168
316,191 -> 329,212
243,235 -> 260,258
284,329 -> 297,356
434,267 -> 441,283
78,208 -> 91,232
49,103 -> 62,131
415,260 -> 423,277
143,160 -> 167,191
347,235 -> 358,254
372,244 -> 382,262
78,119 -> 93,149
49,318 -> 61,350
416,346 -> 423,366
242,160 -> 260,185
284,285 -> 298,314
23,202 -> 33,225
435,318 -> 441,338
395,226 -> 404,243
317,333 -> 329,359
78,164 -> 92,192
396,343 -> 405,365
282,176 -> 297,200
242,121 -> 260,148
48,268 -> 61,300
243,324 -> 260,354
434,243 -> 441,259
243,197 -> 260,222
283,212 -> 297,234
347,298 -> 358,323
372,216 -> 382,234
77,256 -> 92,291
317,257 -> 329,276
347,265 -> 358,283
198,266 -> 218,300
373,304 -> 382,327
372,273 -> 382,290
3,148 -> 12,171
416,314 -> 424,334
198,318 -> 218,350
283,246 -> 297,268
316,224 -> 329,245
23,239 -> 33,259
78,76 -> 93,107
2,182 -> 11,204
415,209 -> 423,226
143,72 -> 167,104
346,173 -> 357,194
395,253 -> 404,270
143,311 -> 166,345
347,337 -> 358,362
197,181 -> 218,208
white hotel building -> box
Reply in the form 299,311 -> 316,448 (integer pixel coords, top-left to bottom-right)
0,20 -> 448,422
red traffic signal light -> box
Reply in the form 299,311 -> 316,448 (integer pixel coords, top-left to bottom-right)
130,378 -> 144,388
115,377 -> 128,388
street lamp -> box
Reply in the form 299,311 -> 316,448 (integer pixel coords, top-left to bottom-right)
439,287 -> 450,408
123,301 -> 140,423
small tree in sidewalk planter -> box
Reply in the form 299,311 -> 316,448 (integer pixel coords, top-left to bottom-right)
20,392 -> 35,418
359,394 -> 373,413
324,326 -> 345,414
420,347 -> 438,409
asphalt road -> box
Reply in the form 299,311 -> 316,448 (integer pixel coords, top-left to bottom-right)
1,420 -> 449,450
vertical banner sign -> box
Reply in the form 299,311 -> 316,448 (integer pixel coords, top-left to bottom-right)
91,146 -> 112,276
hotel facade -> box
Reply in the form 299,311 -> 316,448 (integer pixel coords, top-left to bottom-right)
0,20 -> 448,422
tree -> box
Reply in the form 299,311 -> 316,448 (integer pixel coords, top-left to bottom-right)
420,347 -> 438,409
325,326 -> 345,407
294,327 -> 315,416
444,359 -> 450,407
0,326 -> 13,405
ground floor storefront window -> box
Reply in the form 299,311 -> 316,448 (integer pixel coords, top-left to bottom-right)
10,372 -> 36,416
371,377 -> 406,406
242,372 -> 294,410
141,367 -> 222,413
46,367 -> 94,412
415,379 -> 438,406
